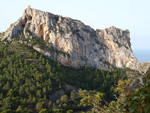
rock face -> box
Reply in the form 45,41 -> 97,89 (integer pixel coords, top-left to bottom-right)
138,62 -> 150,74
0,6 -> 140,70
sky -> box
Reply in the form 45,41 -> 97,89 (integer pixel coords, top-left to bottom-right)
0,0 -> 150,50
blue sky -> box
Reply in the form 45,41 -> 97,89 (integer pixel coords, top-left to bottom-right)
0,0 -> 150,50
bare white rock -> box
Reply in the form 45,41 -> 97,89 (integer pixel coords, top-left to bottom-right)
1,6 -> 149,73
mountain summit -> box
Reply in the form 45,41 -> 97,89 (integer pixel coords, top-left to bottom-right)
0,6 -> 148,72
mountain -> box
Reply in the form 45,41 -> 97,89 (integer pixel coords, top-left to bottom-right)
0,6 -> 149,73
0,37 -> 133,112
0,6 -> 149,112
0,33 -> 143,113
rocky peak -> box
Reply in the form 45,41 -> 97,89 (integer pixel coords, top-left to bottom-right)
1,6 -> 146,72
96,27 -> 138,69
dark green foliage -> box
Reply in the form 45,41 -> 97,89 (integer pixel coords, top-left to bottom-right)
0,42 -> 63,112
39,109 -> 49,113
122,73 -> 150,113
60,95 -> 68,103
79,73 -> 149,113
62,66 -> 127,101
30,38 -> 46,46
0,41 -> 129,112
50,109 -> 65,113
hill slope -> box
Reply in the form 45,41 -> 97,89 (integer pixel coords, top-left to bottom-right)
0,41 -> 142,112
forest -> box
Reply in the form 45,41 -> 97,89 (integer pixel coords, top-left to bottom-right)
0,40 -> 148,113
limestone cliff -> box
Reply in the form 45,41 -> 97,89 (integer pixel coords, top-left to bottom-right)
0,6 -> 141,71
138,62 -> 150,74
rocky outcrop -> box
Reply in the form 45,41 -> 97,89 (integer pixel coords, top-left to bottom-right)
96,27 -> 138,70
49,89 -> 65,102
0,6 -> 144,71
138,62 -> 150,74
48,83 -> 76,102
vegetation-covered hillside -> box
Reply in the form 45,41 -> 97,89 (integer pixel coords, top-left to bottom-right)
0,40 -> 142,113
